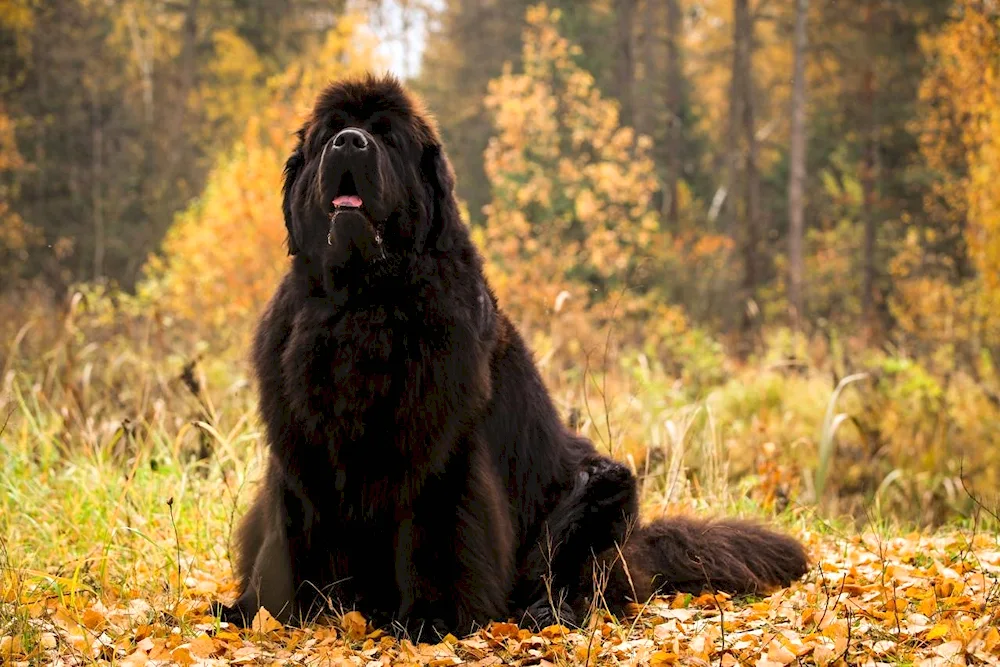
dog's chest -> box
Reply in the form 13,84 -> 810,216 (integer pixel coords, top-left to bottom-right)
284,302 -> 429,439
328,304 -> 421,383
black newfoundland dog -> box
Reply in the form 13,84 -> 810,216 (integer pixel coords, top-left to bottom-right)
213,73 -> 808,636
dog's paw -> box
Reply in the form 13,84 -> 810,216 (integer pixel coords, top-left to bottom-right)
209,600 -> 251,627
581,458 -> 635,510
393,616 -> 453,642
522,597 -> 578,630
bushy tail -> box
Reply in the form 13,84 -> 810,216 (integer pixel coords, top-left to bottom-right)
598,516 -> 809,610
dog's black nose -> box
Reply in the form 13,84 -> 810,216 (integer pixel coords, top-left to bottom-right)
332,128 -> 370,153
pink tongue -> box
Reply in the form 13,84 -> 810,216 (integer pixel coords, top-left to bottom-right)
333,195 -> 363,208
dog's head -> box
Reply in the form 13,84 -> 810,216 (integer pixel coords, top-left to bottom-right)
281,73 -> 461,271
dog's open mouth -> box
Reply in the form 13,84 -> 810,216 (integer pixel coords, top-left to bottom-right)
327,172 -> 384,256
333,195 -> 363,208
329,173 -> 364,217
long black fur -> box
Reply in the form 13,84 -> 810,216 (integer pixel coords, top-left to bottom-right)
213,73 -> 808,636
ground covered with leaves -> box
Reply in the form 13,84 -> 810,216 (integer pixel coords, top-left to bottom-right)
3,291 -> 1000,666
3,526 -> 999,666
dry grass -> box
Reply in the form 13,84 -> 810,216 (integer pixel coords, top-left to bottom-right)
1,287 -> 999,664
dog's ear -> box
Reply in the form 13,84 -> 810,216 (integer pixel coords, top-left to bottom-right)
422,144 -> 461,252
282,139 -> 305,256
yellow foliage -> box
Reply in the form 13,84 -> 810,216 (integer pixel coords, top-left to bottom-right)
968,106 -> 1000,294
918,1 -> 1000,287
0,106 -> 41,282
0,107 -> 26,173
889,230 -> 1000,361
481,4 -> 683,360
897,1 -> 1000,355
0,0 -> 33,54
921,0 -> 1000,280
141,15 -> 380,333
196,29 -> 268,140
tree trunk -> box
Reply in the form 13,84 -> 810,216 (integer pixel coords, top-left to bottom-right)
124,3 -> 154,125
664,0 -> 682,226
635,0 -> 661,137
180,0 -> 198,107
615,0 -> 636,127
860,6 -> 878,333
787,0 -> 809,328
90,86 -> 104,280
735,0 -> 761,348
172,0 -> 198,163
860,95 -> 877,328
721,2 -> 743,233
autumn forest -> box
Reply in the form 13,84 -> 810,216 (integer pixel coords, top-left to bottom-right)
2,1 -> 1000,665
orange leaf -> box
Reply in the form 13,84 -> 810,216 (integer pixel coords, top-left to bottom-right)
540,625 -> 570,639
650,650 -> 678,664
918,596 -> 937,616
121,648 -> 150,667
188,634 -> 218,658
341,610 -> 368,641
170,646 -> 195,666
250,606 -> 283,634
487,622 -> 520,638
0,635 -> 23,658
926,623 -> 951,640
983,626 -> 1000,653
765,640 -> 797,665
82,607 -> 106,630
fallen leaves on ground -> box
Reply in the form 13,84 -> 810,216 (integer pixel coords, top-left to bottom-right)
2,530 -> 999,666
